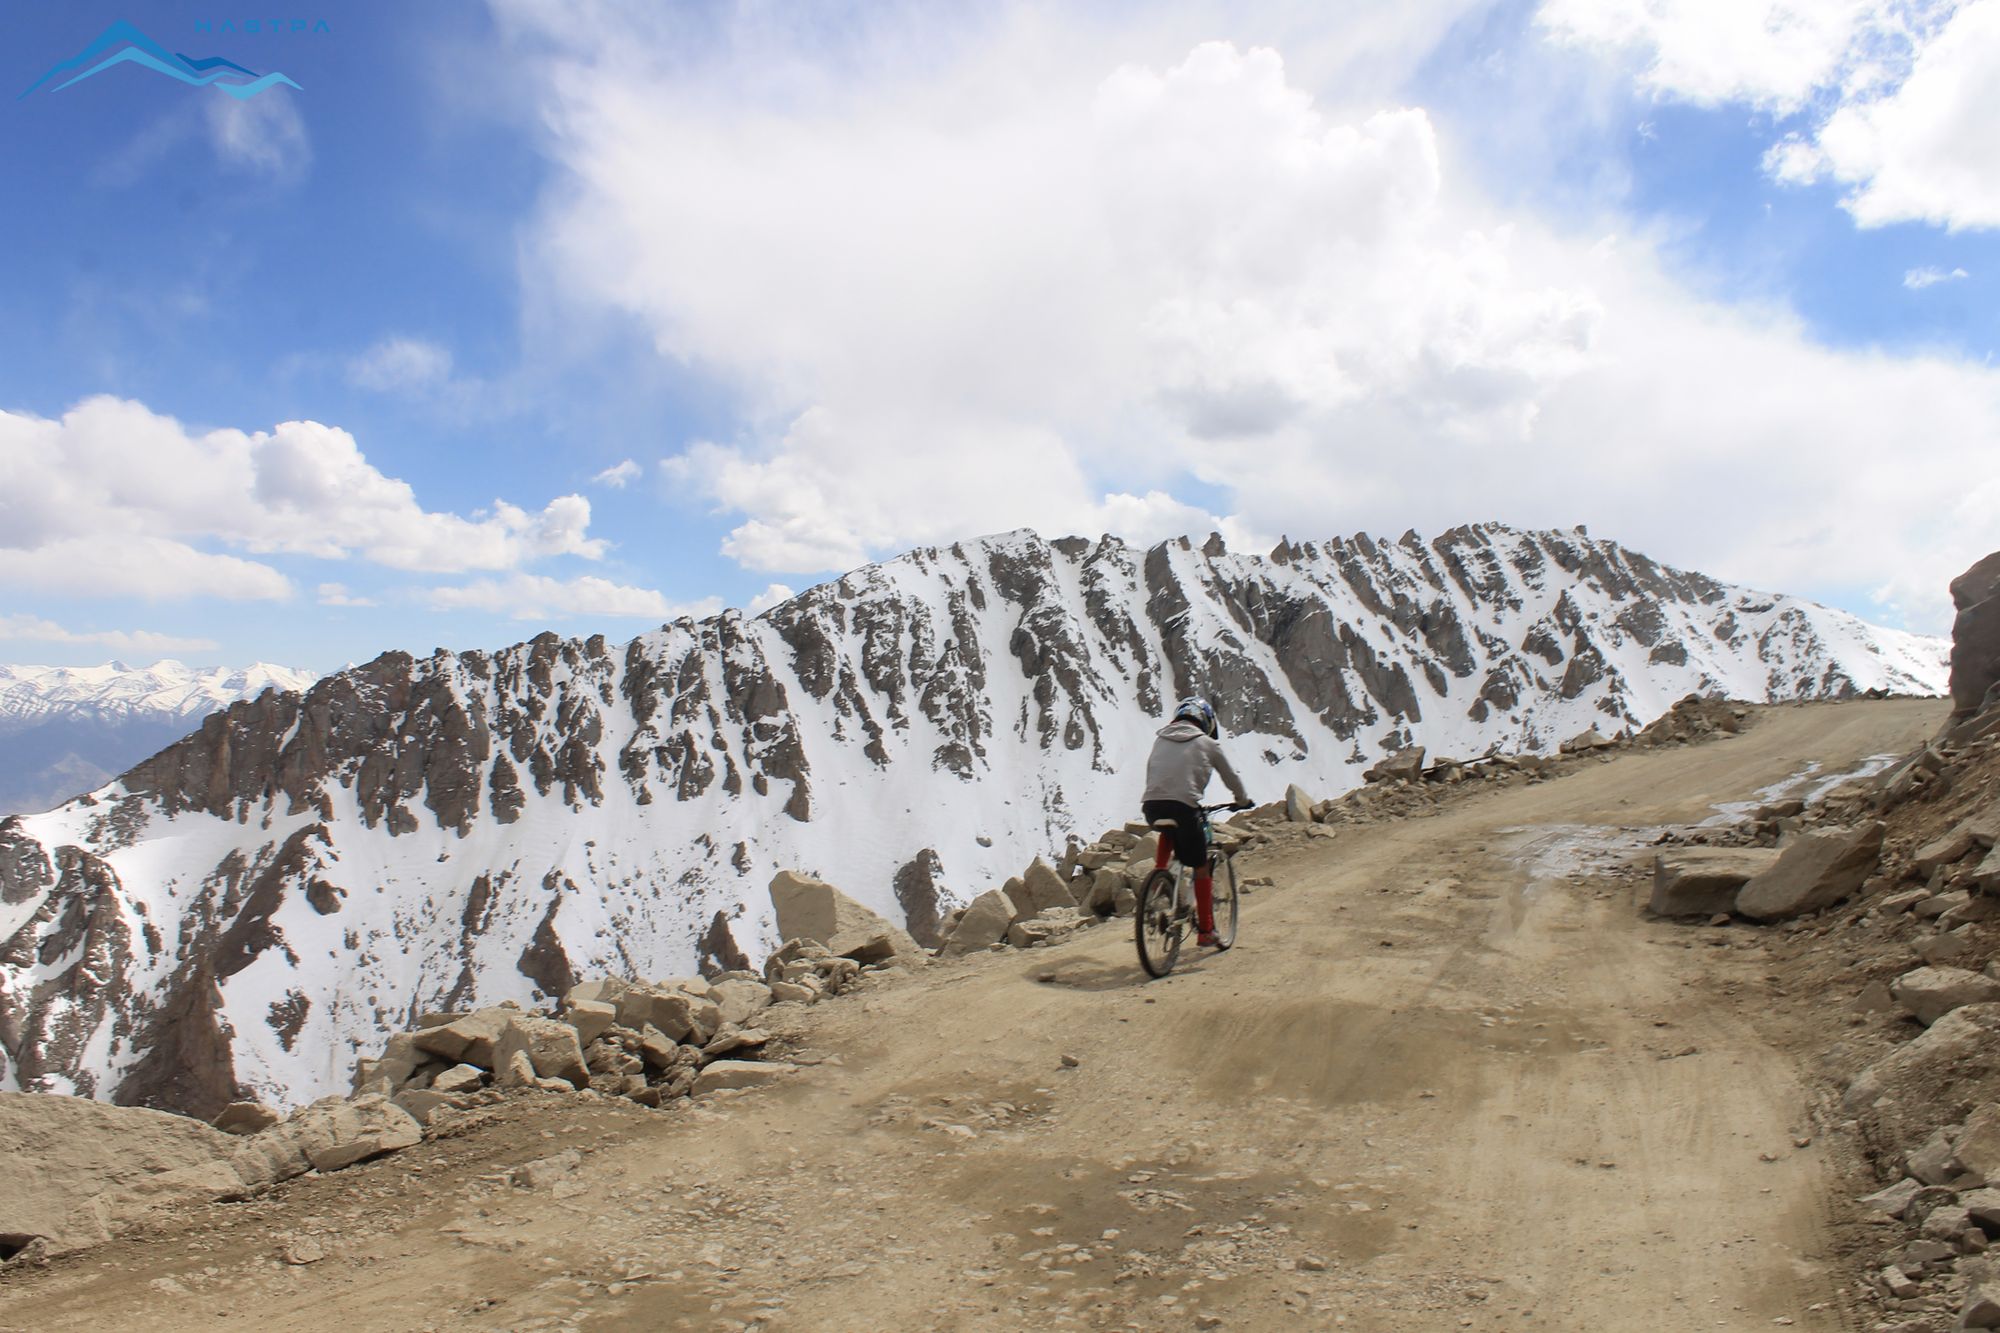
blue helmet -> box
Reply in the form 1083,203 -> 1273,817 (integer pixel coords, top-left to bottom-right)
1173,696 -> 1218,738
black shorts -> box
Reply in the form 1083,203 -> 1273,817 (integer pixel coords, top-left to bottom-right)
1141,799 -> 1208,869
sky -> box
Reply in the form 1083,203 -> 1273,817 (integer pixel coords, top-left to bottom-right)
1,0 -> 1996,672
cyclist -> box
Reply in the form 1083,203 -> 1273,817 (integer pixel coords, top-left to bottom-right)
1141,697 -> 1252,948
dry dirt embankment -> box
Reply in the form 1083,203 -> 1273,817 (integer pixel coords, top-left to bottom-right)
0,698 -> 1946,1332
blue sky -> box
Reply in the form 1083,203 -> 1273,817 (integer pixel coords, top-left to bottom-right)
2,0 -> 1997,671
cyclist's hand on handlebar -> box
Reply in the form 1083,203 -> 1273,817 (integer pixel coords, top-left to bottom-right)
1232,798 -> 1254,811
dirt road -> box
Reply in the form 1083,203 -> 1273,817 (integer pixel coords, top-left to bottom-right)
0,698 -> 1947,1332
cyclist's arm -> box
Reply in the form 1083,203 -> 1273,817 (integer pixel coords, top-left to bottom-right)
1207,739 -> 1251,806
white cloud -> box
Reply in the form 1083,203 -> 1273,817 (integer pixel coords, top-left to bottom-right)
1543,0 -> 2000,233
348,337 -> 454,392
204,88 -> 311,182
0,613 -> 220,656
592,459 -> 641,488
426,573 -> 719,620
315,582 -> 377,607
0,396 -> 609,599
744,583 -> 795,614
505,6 -> 2000,631
1905,264 -> 1971,287
1537,0 -> 1886,113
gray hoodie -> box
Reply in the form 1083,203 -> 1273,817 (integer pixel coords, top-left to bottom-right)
1142,719 -> 1250,807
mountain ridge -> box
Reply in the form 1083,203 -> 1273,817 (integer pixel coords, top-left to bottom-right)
0,523 -> 1947,1117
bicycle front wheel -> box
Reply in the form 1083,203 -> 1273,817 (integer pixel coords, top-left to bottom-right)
1209,852 -> 1239,951
1135,868 -> 1183,978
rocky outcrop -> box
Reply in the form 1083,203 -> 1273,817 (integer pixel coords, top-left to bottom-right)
1949,552 -> 2000,721
0,526 -> 1948,1114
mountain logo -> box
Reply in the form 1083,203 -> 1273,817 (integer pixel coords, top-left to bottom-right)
19,20 -> 303,101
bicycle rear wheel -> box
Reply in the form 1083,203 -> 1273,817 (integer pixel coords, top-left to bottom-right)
1209,851 -> 1239,951
1135,868 -> 1183,978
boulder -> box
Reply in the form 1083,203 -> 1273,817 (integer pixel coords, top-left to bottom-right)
1648,848 -> 1782,917
1075,867 -> 1125,916
691,1060 -> 797,1096
1894,966 -> 2000,1026
1958,1105 -> 2000,1184
1916,826 -> 1985,876
767,979 -> 817,1004
565,977 -> 631,1009
1908,1128 -> 1962,1185
429,1064 -> 485,1095
1284,784 -> 1314,823
940,887 -> 1021,955
0,1093 -> 248,1258
562,997 -> 618,1046
1009,858 -> 1077,923
1966,1187 -> 2000,1230
1947,551 -> 2000,720
768,870 -> 921,964
615,987 -> 723,1045
1735,822 -> 1885,921
1845,1004 -> 2000,1152
409,1007 -> 516,1068
391,1088 -> 467,1126
709,977 -> 773,1027
494,1016 -> 589,1090
1007,908 -> 1081,949
211,1101 -> 281,1136
1363,747 -> 1425,783
230,1095 -> 421,1189
1966,1283 -> 2000,1330
1859,1177 -> 1926,1217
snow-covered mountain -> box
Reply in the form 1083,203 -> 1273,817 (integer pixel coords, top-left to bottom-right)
0,661 -> 320,816
0,525 -> 1946,1116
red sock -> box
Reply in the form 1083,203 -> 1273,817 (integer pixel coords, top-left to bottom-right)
1194,872 -> 1215,935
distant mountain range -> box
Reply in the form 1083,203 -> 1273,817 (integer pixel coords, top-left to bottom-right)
0,661 -> 319,815
0,524 -> 1949,1117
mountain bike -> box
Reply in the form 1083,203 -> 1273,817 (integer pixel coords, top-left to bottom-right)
1135,802 -> 1242,978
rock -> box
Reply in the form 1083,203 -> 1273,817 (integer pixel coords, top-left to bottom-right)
211,1101 -> 280,1136
1947,551 -> 2000,720
1010,858 -> 1078,923
1918,931 -> 1980,965
768,870 -> 922,964
565,977 -> 631,1009
408,1007 -> 515,1068
1007,908 -> 1081,949
562,998 -> 617,1046
702,1026 -> 770,1057
511,1149 -> 580,1191
1860,1178 -> 1926,1217
494,1015 -> 590,1090
430,1063 -> 485,1095
1964,1282 -> 2000,1330
391,1088 -> 470,1126
1894,966 -> 2000,1026
1966,1188 -> 2000,1230
1924,1201 -> 1976,1241
940,887 -> 1021,955
1957,1106 -> 2000,1184
767,980 -> 817,1005
1880,1265 -> 1920,1300
1909,1128 -> 1963,1185
1881,888 -> 1931,915
231,1095 -> 421,1188
1649,848 -> 1782,917
709,977 -> 774,1027
615,986 -> 723,1044
691,1060 -> 797,1096
1284,784 -> 1314,823
1845,1004 -> 2000,1152
1363,746 -> 1424,783
497,1048 -> 539,1089
1920,891 -> 1973,920
1735,822 -> 1885,922
1560,727 -> 1615,753
1917,826 -> 1985,876
0,1093 -> 249,1258
281,1235 -> 327,1266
